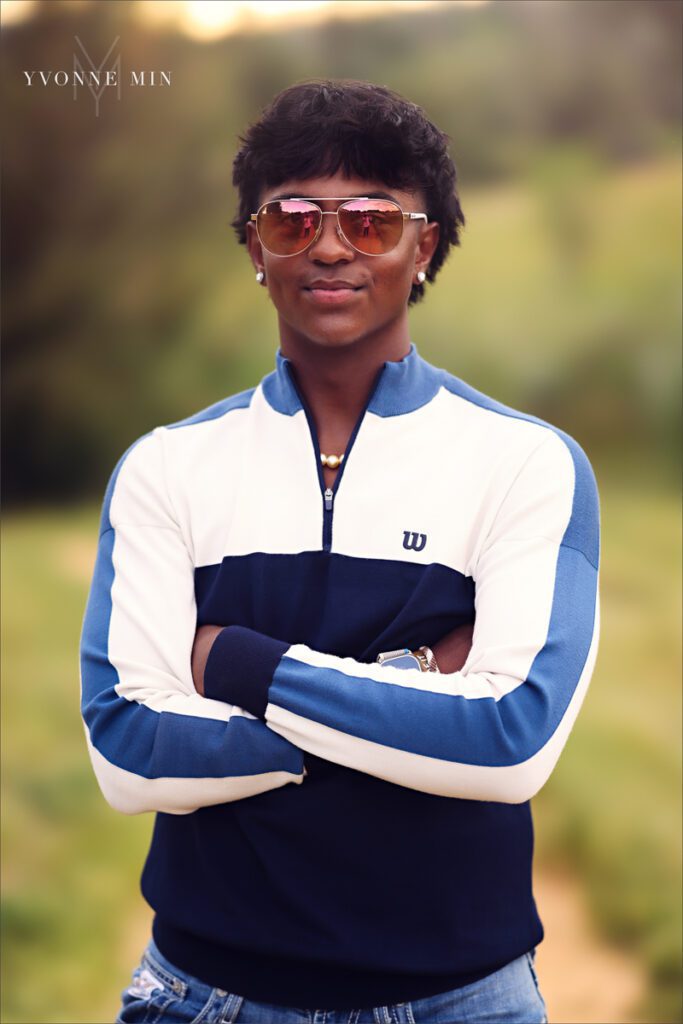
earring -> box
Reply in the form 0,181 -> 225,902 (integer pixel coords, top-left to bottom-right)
416,271 -> 426,284
255,270 -> 265,284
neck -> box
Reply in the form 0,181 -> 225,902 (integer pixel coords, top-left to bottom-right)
279,324 -> 412,440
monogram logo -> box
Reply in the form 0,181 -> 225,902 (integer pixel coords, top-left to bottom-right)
73,35 -> 121,118
22,36 -> 172,119
402,531 -> 427,552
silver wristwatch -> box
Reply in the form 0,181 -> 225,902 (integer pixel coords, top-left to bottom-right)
376,645 -> 440,672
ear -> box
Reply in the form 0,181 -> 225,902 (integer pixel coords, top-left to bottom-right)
246,221 -> 265,276
414,220 -> 440,278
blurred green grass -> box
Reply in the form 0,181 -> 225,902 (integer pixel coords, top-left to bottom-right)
1,505 -> 154,1023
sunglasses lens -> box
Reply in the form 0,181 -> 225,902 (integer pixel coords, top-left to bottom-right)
257,200 -> 321,255
338,200 -> 403,254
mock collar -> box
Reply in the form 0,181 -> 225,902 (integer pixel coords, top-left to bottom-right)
261,342 -> 442,418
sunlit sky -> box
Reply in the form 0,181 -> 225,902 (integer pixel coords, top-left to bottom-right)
2,0 -> 488,38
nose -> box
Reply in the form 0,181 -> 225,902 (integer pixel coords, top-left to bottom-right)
307,212 -> 355,263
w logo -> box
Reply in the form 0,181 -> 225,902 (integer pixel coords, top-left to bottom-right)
402,531 -> 427,552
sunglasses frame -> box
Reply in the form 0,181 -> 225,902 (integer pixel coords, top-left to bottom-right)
250,197 -> 428,257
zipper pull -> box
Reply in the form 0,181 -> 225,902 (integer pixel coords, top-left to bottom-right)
324,488 -> 334,512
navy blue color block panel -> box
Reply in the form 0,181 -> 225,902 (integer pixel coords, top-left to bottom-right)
194,551 -> 475,661
142,767 -> 542,985
270,544 -> 597,767
152,916 -> 511,1010
438,370 -> 600,569
80,526 -> 304,781
164,387 -> 255,430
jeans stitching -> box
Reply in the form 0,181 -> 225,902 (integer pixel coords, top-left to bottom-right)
189,988 -> 219,1024
141,945 -> 189,999
525,952 -> 541,993
525,951 -> 548,1018
222,993 -> 245,1023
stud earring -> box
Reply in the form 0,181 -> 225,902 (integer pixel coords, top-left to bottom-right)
416,271 -> 426,284
255,270 -> 265,284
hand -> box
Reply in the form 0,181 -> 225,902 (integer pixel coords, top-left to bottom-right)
191,624 -> 224,695
431,621 -> 475,675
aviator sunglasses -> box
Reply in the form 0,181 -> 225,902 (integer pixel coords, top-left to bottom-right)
250,197 -> 428,257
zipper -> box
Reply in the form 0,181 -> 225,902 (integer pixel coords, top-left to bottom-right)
285,361 -> 385,553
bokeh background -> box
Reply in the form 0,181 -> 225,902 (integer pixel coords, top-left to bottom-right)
1,1 -> 681,1021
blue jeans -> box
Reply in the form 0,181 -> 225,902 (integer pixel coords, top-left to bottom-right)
116,938 -> 548,1024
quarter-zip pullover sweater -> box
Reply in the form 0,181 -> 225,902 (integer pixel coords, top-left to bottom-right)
80,343 -> 600,1009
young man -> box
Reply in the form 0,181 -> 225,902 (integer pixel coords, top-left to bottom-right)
80,81 -> 599,1024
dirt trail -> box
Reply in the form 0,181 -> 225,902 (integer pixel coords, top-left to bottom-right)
533,864 -> 647,1023
117,866 -> 647,1024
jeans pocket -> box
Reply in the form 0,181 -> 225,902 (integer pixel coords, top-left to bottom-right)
117,946 -> 187,1024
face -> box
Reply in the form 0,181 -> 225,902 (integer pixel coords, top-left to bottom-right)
246,172 -> 439,353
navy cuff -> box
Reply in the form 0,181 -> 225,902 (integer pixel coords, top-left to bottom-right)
203,625 -> 288,719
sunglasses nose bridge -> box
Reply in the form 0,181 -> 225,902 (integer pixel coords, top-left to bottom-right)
306,209 -> 355,257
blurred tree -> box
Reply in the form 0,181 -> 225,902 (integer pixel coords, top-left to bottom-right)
1,0 -> 681,501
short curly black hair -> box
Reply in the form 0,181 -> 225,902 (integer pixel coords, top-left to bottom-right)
231,79 -> 465,305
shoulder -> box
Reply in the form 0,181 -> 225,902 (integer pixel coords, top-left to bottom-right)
116,384 -> 257,469
161,386 -> 256,431
100,386 -> 257,532
434,362 -> 596,482
432,363 -> 600,565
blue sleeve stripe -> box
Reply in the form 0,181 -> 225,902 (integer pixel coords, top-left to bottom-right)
269,544 -> 597,768
164,387 -> 255,430
80,497 -> 303,782
98,435 -> 149,535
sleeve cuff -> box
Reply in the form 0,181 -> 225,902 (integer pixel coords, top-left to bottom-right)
203,625 -> 288,719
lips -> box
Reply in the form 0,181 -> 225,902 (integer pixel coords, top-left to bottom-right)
303,280 -> 365,306
303,280 -> 364,291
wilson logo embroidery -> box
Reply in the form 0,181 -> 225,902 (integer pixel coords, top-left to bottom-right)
402,531 -> 427,552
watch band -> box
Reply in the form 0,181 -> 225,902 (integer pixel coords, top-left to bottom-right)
414,645 -> 440,672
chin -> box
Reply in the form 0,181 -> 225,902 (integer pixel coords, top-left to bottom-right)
286,312 -> 377,350
309,332 -> 367,349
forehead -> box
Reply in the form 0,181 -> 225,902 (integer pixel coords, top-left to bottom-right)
259,172 -> 421,208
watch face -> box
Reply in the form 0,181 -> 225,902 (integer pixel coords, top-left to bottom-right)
383,653 -> 421,671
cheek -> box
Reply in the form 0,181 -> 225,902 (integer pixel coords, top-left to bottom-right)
262,264 -> 297,303
372,257 -> 415,302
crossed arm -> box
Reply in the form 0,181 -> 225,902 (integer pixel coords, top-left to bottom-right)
80,427 -> 599,815
191,623 -> 476,697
